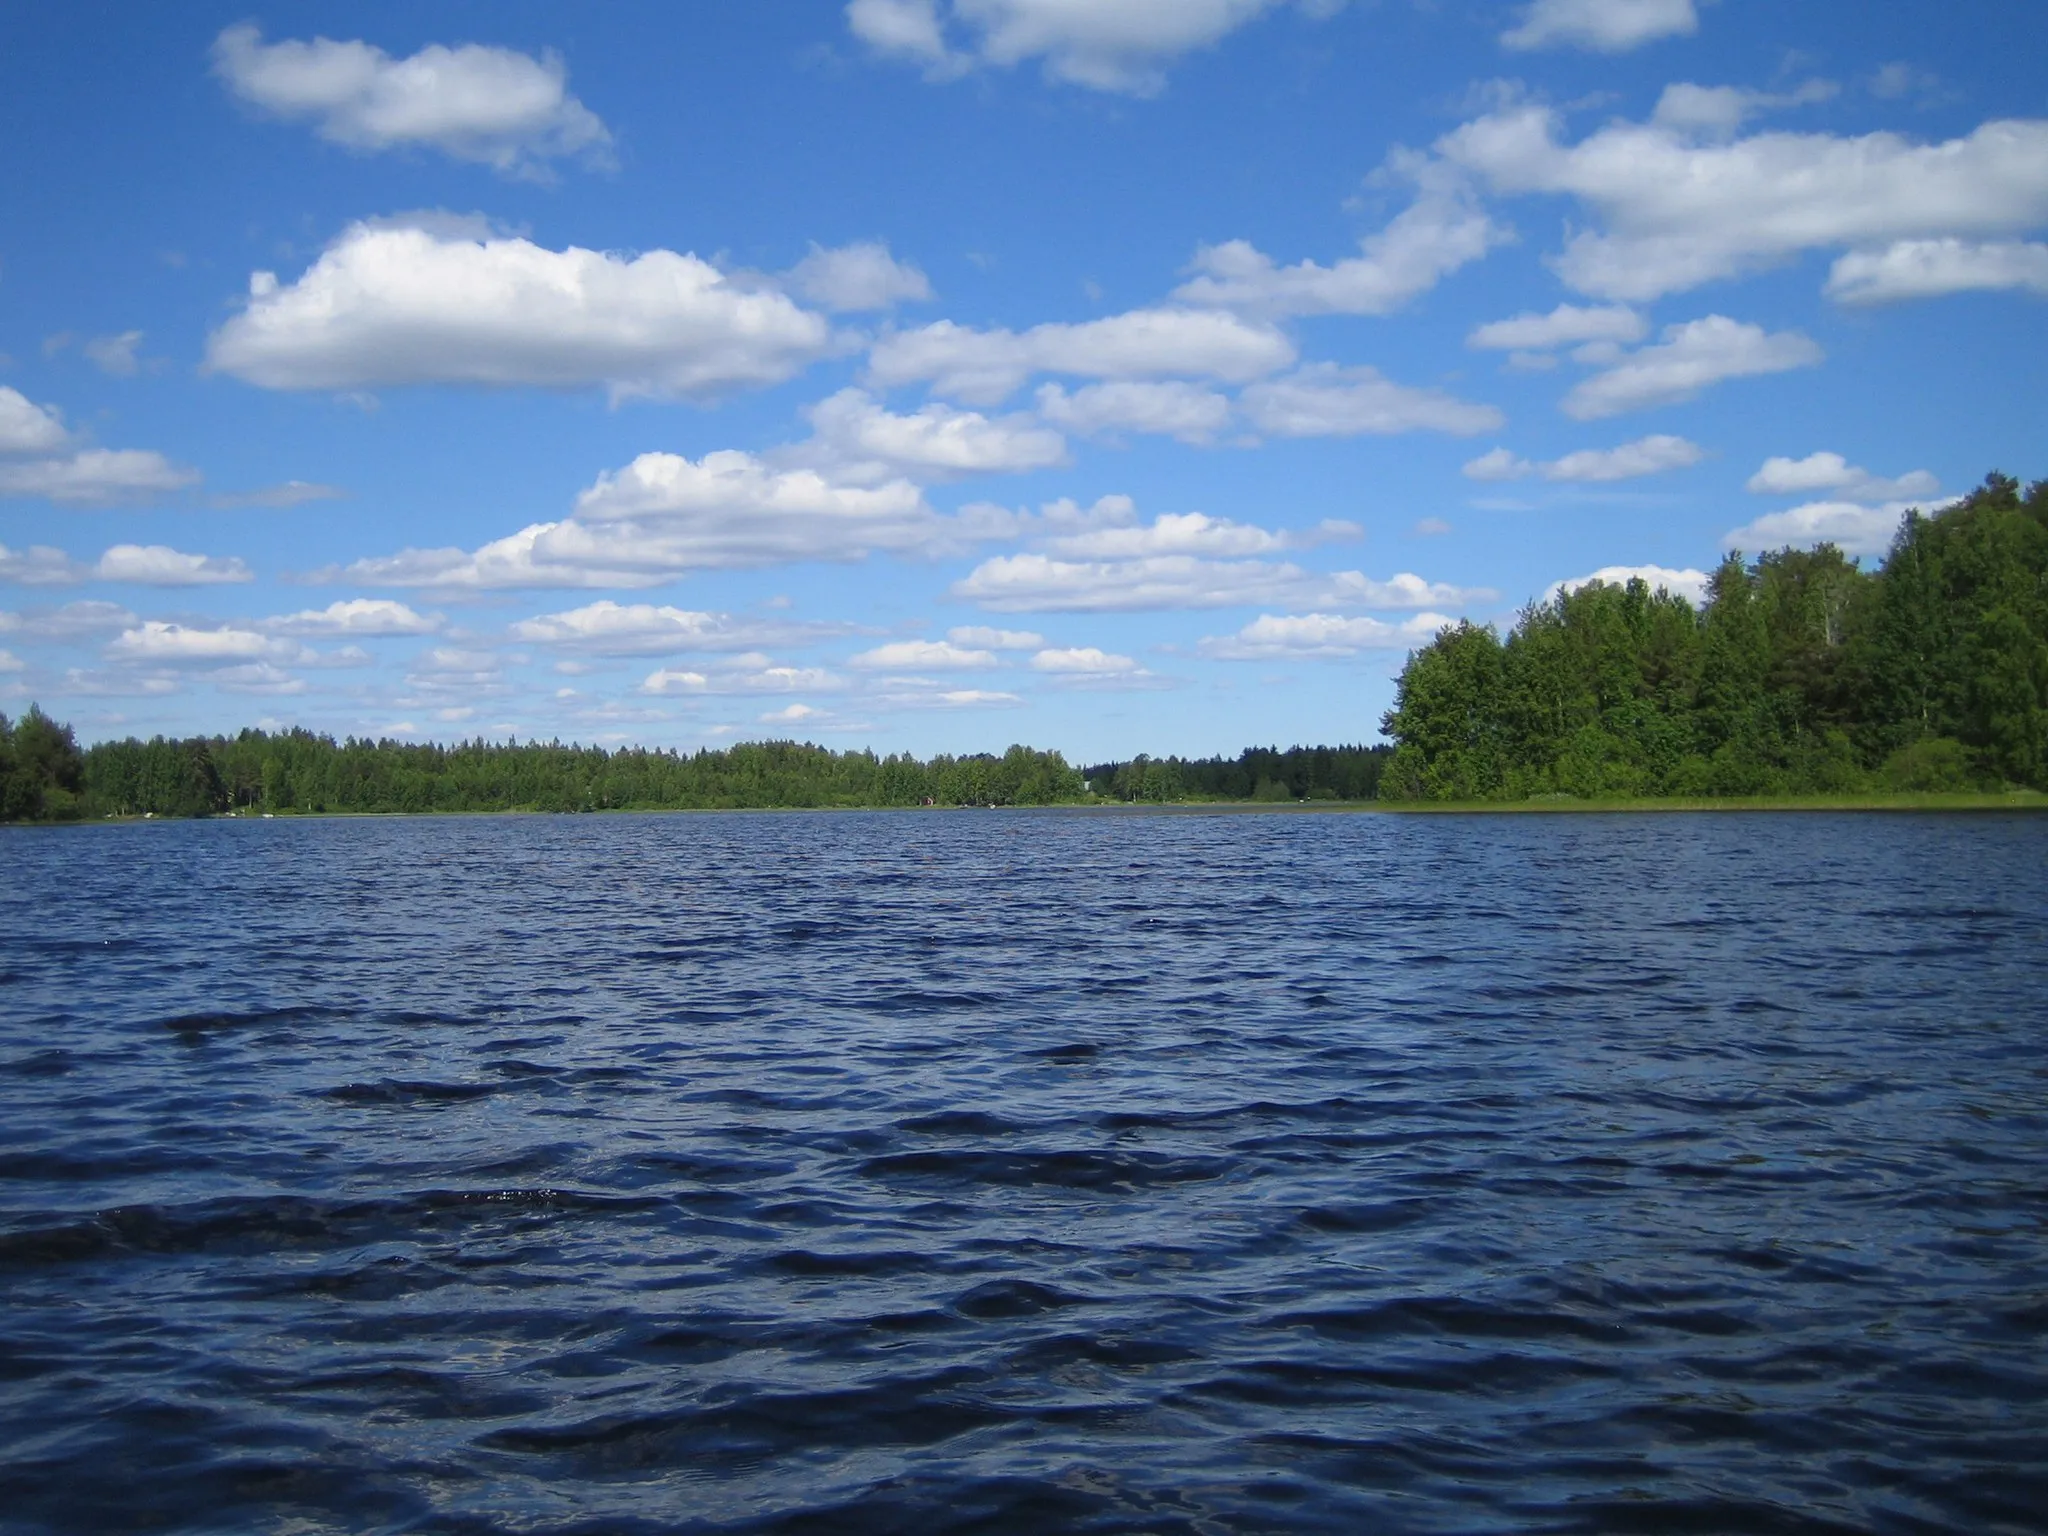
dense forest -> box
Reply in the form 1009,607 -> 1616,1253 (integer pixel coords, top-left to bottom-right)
4,472 -> 2042,821
1381,473 -> 2048,799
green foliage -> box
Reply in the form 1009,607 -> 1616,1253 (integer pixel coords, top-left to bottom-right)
1382,471 -> 2048,800
1083,744 -> 1392,802
0,730 -> 1087,821
0,707 -> 86,821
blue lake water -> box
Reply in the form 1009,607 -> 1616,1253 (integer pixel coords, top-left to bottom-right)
1,809 -> 2045,1534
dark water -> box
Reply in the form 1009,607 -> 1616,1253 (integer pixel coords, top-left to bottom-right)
2,811 -> 2045,1535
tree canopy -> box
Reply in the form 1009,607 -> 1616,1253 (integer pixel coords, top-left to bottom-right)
1380,473 -> 2048,800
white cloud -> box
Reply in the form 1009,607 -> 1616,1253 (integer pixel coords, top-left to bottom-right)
1199,610 -> 1450,659
948,625 -> 1043,649
84,331 -> 144,377
1650,80 -> 1837,140
955,550 -> 1481,613
268,599 -> 440,636
1034,380 -> 1233,444
1171,171 -> 1503,319
0,544 -> 82,586
802,388 -> 1067,480
211,24 -> 610,176
1045,509 -> 1345,559
786,241 -> 933,311
211,662 -> 309,696
1562,317 -> 1821,419
1467,303 -> 1645,352
0,449 -> 199,506
346,449 -> 971,589
0,649 -> 21,673
1463,434 -> 1703,482
1826,239 -> 2048,304
0,388 -> 71,455
1548,563 -> 1710,606
642,660 -> 846,697
849,0 -> 1318,95
206,220 -> 834,399
1240,363 -> 1503,437
873,686 -> 1023,710
1501,0 -> 1698,53
760,703 -> 827,724
1439,102 -> 2048,301
1,601 -> 138,639
94,545 -> 254,586
1030,646 -> 1141,674
105,622 -> 297,666
510,599 -> 829,655
1723,501 -> 1916,558
851,638 -> 998,669
1744,452 -> 1939,503
867,307 -> 1293,404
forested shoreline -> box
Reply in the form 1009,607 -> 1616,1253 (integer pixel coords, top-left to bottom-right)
1380,473 -> 2047,800
4,472 -> 2042,822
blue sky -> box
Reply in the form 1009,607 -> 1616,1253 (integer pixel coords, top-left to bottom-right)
3,0 -> 2045,760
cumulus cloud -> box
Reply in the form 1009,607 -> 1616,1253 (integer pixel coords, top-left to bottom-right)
105,621 -> 298,666
1030,645 -> 1142,674
94,545 -> 254,586
1548,563 -> 1710,606
1463,434 -> 1703,482
0,601 -> 137,639
1722,502 -> 1918,558
1651,80 -> 1838,140
1171,170 -> 1503,319
955,550 -> 1481,614
1438,102 -> 2048,302
801,388 -> 1067,481
1562,317 -> 1821,419
346,449 -> 969,590
948,624 -> 1043,649
206,220 -> 834,400
0,449 -> 200,506
1198,610 -> 1450,659
268,599 -> 441,636
0,649 -> 21,673
0,388 -> 71,455
867,307 -> 1293,404
0,544 -> 82,586
1467,303 -> 1646,352
1501,0 -> 1698,53
1033,380 -> 1234,444
786,241 -> 934,311
642,659 -> 846,697
1044,509 -> 1353,559
1239,363 -> 1503,437
848,0 -> 1326,95
851,638 -> 998,669
1825,239 -> 2048,304
1745,452 -> 1938,503
211,24 -> 610,176
510,599 -> 834,655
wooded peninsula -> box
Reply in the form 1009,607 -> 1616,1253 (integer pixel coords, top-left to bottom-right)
4,472 -> 2043,821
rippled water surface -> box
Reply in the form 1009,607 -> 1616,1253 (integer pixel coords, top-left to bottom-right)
3,810 -> 2046,1534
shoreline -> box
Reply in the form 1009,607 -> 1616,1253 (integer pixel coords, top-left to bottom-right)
20,790 -> 2047,826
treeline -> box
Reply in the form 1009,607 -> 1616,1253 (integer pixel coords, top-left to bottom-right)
12,734 -> 1089,818
1082,744 -> 1392,802
0,720 -> 1398,821
1381,472 -> 2048,800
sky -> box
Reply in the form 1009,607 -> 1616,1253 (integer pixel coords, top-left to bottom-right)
2,0 -> 2045,761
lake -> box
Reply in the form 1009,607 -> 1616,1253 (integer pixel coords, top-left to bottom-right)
2,810 -> 2044,1533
